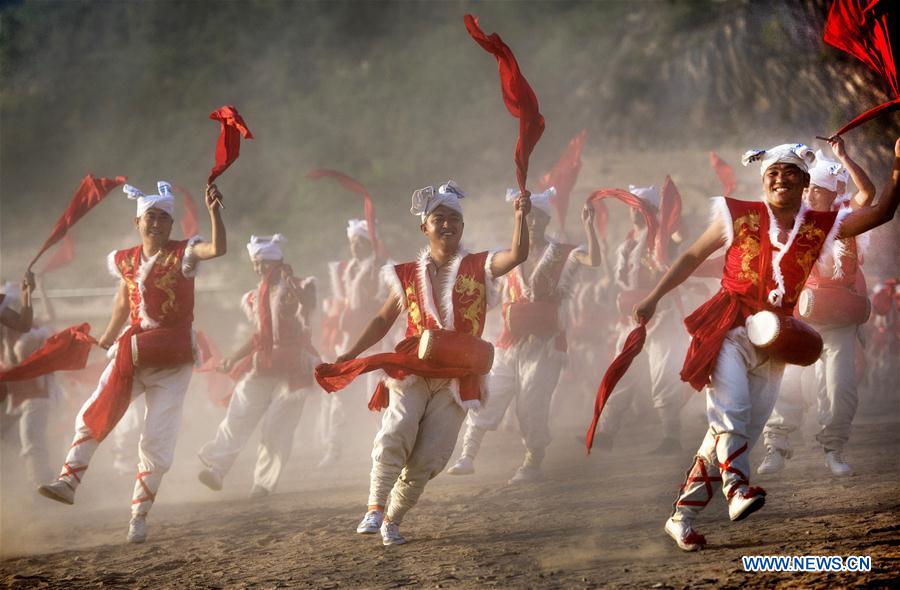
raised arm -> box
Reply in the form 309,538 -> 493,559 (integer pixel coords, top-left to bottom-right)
188,184 -> 227,260
572,202 -> 602,267
837,138 -> 900,239
489,191 -> 532,278
634,219 -> 727,323
829,136 -> 876,208
335,294 -> 402,362
98,281 -> 131,349
0,272 -> 35,332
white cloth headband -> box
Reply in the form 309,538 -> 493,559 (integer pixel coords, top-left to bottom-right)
628,184 -> 660,209
346,219 -> 371,241
808,149 -> 846,192
247,234 -> 286,261
410,180 -> 465,221
124,181 -> 176,218
741,143 -> 815,176
506,186 -> 555,217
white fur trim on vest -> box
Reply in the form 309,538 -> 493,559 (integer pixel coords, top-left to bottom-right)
484,249 -> 501,308
345,256 -> 375,311
415,248 -> 443,328
107,250 -> 121,280
816,206 -> 853,278
709,196 -> 734,248
182,235 -> 204,278
438,251 -> 465,331
762,200 -> 810,308
135,252 -> 162,329
380,263 -> 405,312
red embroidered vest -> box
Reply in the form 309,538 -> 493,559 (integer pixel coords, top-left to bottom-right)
113,240 -> 195,329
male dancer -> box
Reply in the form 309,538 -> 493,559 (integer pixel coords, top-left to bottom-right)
759,136 -> 875,477
198,234 -> 318,497
38,181 -> 227,543
448,188 -> 601,482
631,140 -> 899,551
331,181 -> 530,545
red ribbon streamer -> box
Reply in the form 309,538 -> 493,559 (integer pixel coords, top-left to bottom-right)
0,323 -> 96,382
585,320 -> 647,453
307,169 -> 383,256
539,130 -> 587,234
40,234 -> 76,275
586,188 -> 661,261
29,175 -> 126,271
709,151 -> 737,197
465,14 -> 545,192
824,0 -> 898,135
207,105 -> 254,185
174,184 -> 200,239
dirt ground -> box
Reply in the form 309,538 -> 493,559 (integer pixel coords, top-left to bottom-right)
1,387 -> 898,589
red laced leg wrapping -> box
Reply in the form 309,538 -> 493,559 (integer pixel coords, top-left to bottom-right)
673,456 -> 722,513
132,471 -> 157,513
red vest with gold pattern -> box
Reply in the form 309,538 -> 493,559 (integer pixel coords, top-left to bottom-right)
113,240 -> 195,329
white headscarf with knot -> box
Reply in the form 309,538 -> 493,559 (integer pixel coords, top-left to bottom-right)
123,181 -> 176,218
410,180 -> 465,221
346,219 -> 371,241
506,186 -> 555,217
808,150 -> 846,193
741,143 -> 816,176
246,234 -> 286,261
628,185 -> 661,209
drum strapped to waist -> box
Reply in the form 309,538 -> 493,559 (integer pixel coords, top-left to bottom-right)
130,327 -> 195,369
797,287 -> 870,327
506,301 -> 560,340
616,288 -> 653,318
417,329 -> 494,375
746,311 -> 823,366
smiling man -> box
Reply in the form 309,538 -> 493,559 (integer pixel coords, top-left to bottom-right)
629,140 -> 900,551
38,181 -> 227,544
327,180 -> 530,545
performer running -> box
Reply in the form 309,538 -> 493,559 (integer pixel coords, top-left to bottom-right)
759,136 -> 875,477
447,188 -> 601,482
592,185 -> 691,453
198,234 -> 319,497
629,140 -> 899,551
319,219 -> 382,467
38,181 -> 227,544
324,180 -> 530,545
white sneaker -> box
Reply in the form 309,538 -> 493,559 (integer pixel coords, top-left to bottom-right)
757,447 -> 786,475
380,521 -> 406,546
664,517 -> 705,551
508,463 -> 542,484
198,468 -> 223,491
728,487 -> 766,522
825,451 -> 853,477
356,509 -> 384,534
37,480 -> 75,505
127,515 -> 147,544
447,456 -> 475,476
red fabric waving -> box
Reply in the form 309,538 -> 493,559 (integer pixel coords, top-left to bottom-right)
0,323 -> 96,382
539,130 -> 587,233
29,175 -> 126,270
824,0 -> 898,135
709,151 -> 737,197
174,184 -> 200,239
465,14 -> 545,192
586,189 -> 660,260
585,320 -> 647,453
194,330 -> 237,407
207,105 -> 254,184
659,176 -> 683,263
41,234 -> 76,275
307,169 -> 382,256
82,325 -> 140,441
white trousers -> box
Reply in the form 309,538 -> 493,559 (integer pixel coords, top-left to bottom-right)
59,361 -> 193,516
763,323 -> 859,453
597,310 -> 690,439
2,394 -> 53,488
110,398 -> 144,474
673,327 -> 784,520
460,336 -> 563,464
198,373 -> 308,492
368,376 -> 466,525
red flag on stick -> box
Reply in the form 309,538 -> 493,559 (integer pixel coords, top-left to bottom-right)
28,175 -> 126,271
585,319 -> 647,453
0,324 -> 96,382
709,151 -> 736,197
307,169 -> 383,256
40,234 -> 76,275
539,130 -> 587,234
464,14 -> 545,193
173,184 -> 200,239
824,0 -> 899,135
207,105 -> 254,185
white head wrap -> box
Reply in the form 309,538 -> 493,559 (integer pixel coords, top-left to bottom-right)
246,234 -> 286,261
628,185 -> 661,209
808,150 -> 845,193
410,180 -> 465,221
346,219 -> 371,242
506,186 -> 555,218
741,143 -> 816,176
124,181 -> 176,218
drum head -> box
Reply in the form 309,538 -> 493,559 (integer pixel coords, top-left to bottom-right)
746,311 -> 780,347
417,329 -> 434,360
798,289 -> 813,318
